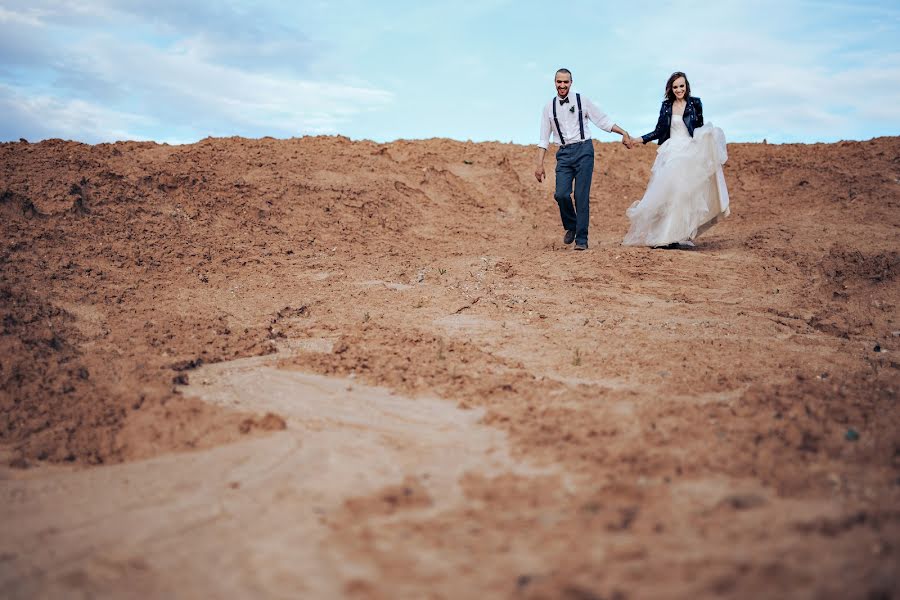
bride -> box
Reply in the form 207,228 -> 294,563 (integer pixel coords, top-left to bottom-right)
623,71 -> 729,248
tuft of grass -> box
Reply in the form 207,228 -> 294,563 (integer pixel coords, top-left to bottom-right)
573,349 -> 582,367
438,268 -> 447,276
363,312 -> 370,323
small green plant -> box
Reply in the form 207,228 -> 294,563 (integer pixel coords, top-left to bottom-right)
438,268 -> 447,275
363,312 -> 370,323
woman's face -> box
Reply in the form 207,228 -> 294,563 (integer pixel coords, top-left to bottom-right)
671,77 -> 687,100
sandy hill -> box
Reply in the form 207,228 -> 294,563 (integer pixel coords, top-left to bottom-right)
1,136 -> 898,598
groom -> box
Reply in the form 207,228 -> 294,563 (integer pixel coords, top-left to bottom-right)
534,68 -> 632,250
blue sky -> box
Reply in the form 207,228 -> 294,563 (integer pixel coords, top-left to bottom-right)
1,1 -> 898,145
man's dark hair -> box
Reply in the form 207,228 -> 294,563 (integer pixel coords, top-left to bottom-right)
556,68 -> 572,80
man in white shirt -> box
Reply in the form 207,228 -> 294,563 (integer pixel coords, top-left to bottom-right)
534,68 -> 633,250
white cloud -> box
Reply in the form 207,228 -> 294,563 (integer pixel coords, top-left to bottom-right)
1,0 -> 321,75
0,3 -> 394,142
0,83 -> 152,142
79,35 -> 392,135
1,0 -> 897,144
603,2 -> 900,142
0,7 -> 49,27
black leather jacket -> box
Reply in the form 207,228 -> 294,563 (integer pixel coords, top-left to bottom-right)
641,96 -> 703,145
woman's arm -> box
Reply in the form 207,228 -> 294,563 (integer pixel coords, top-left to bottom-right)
694,97 -> 704,128
640,102 -> 668,144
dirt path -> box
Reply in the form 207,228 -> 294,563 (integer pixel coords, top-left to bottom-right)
3,349 -> 552,598
1,136 -> 898,598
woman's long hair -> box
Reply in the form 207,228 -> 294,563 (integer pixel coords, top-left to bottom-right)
664,71 -> 691,103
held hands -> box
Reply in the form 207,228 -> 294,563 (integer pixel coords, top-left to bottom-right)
610,125 -> 638,150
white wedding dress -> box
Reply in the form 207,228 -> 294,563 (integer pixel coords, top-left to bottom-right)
623,116 -> 729,247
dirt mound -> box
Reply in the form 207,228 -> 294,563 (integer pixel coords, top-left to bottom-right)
1,135 -> 898,597
821,247 -> 900,285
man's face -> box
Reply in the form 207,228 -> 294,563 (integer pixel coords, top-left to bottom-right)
555,73 -> 571,98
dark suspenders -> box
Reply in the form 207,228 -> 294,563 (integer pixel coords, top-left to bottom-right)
552,97 -> 565,145
576,93 -> 584,140
551,93 -> 585,146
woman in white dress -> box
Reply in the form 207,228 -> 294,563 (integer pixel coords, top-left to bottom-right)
623,72 -> 729,248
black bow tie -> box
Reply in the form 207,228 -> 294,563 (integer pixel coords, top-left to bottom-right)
559,97 -> 569,105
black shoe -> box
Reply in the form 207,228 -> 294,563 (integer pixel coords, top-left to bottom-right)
574,242 -> 588,251
563,230 -> 576,244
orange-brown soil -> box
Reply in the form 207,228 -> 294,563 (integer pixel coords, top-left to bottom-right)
1,135 -> 898,598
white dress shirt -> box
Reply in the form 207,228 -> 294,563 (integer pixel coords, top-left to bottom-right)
538,93 -> 614,149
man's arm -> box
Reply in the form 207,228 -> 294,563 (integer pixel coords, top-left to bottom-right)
535,103 -> 551,182
584,97 -> 632,147
610,124 -> 634,148
534,146 -> 547,182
